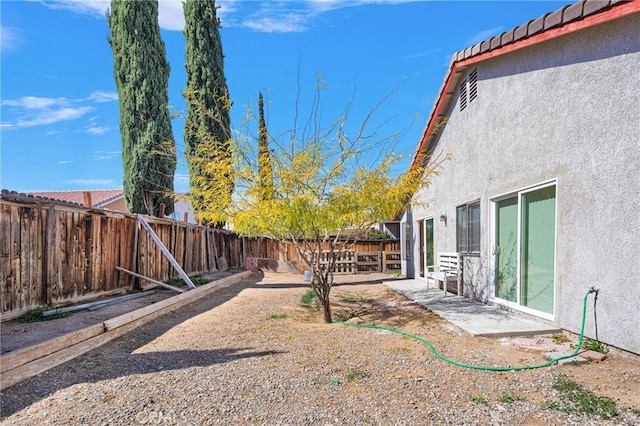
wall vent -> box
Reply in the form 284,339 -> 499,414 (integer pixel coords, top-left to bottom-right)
459,78 -> 468,111
469,68 -> 478,102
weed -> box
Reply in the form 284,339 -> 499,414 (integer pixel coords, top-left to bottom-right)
581,338 -> 608,354
340,295 -> 375,304
17,307 -> 71,323
469,394 -> 489,406
498,391 -> 526,403
268,313 -> 287,320
552,334 -> 571,344
165,276 -> 211,287
346,368 -> 370,381
300,289 -> 319,309
543,375 -> 617,420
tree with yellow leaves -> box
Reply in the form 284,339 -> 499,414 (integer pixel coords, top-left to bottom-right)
191,79 -> 447,322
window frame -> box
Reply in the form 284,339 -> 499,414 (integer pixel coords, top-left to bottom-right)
456,200 -> 480,255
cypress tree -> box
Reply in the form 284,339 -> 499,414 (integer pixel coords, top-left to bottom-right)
183,0 -> 233,222
107,0 -> 176,216
257,92 -> 274,200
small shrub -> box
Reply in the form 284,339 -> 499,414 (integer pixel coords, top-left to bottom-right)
300,289 -> 319,309
17,307 -> 71,323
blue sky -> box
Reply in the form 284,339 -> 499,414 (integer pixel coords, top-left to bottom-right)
1,0 -> 573,193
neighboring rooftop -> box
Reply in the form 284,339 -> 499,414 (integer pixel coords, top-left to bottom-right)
24,189 -> 123,208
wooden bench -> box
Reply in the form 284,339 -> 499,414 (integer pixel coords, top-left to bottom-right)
426,252 -> 462,296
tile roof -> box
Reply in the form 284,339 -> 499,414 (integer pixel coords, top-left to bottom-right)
453,0 -> 631,63
24,189 -> 123,208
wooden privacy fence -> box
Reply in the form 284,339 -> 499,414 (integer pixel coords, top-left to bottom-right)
1,191 -> 402,317
0,192 -> 277,317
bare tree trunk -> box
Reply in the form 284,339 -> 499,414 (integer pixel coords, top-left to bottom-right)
322,295 -> 332,323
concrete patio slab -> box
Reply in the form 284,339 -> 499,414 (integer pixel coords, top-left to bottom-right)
384,279 -> 561,338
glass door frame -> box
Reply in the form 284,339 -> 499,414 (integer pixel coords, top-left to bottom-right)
418,217 -> 435,282
489,180 -> 558,321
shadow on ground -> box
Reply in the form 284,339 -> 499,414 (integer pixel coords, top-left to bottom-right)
0,272 -> 285,418
0,271 -> 419,418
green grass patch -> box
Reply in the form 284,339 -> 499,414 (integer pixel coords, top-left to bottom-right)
543,375 -> 618,420
346,368 -> 370,381
268,313 -> 287,320
165,276 -> 211,288
17,307 -> 71,323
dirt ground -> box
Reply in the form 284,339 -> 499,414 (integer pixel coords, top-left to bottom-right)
0,269 -> 243,355
1,270 -> 639,423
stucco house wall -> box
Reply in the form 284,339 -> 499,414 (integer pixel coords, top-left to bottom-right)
403,11 -> 639,355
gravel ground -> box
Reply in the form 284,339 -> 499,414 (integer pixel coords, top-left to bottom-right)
1,272 -> 638,425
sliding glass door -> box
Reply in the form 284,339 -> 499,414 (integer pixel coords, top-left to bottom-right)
494,184 -> 556,316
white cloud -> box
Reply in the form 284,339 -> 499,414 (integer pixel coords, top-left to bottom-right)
86,126 -> 110,135
1,93 -> 117,129
88,91 -> 118,103
464,26 -> 504,47
57,160 -> 73,164
243,14 -> 310,33
12,106 -> 95,128
0,25 -> 23,52
45,0 -> 420,33
92,151 -> 121,161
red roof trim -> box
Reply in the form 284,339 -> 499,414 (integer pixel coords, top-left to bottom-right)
410,1 -> 640,171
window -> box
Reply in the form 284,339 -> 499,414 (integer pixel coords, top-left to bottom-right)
402,222 -> 411,261
456,200 -> 480,254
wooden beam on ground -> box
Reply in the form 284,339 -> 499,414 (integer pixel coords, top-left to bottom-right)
0,270 -> 254,391
136,215 -> 195,289
115,266 -> 185,293
42,290 -> 156,317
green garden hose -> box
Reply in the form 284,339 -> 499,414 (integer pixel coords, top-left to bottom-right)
334,288 -> 597,372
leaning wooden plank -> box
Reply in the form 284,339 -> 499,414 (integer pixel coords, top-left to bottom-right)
136,215 -> 195,289
115,266 -> 185,293
0,324 -> 104,375
87,290 -> 156,311
42,290 -> 157,317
